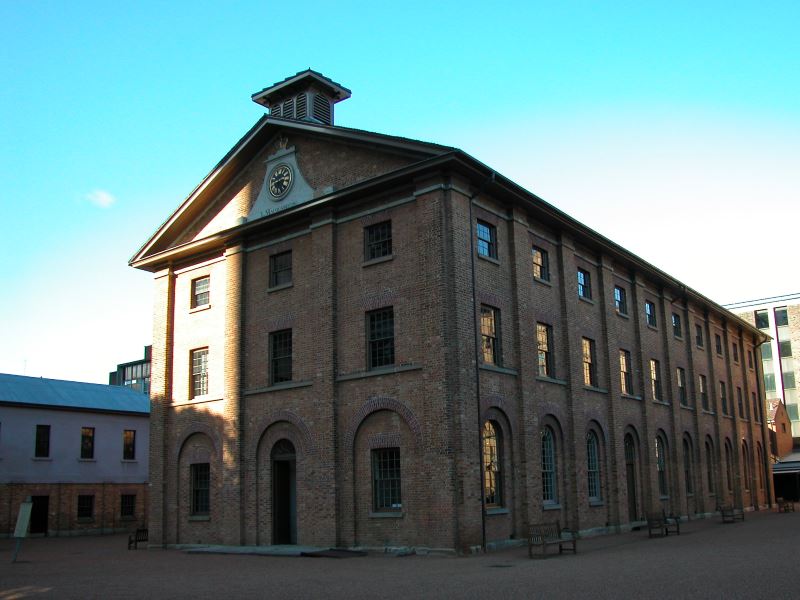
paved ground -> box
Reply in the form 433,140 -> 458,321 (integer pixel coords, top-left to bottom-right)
1,510 -> 799,599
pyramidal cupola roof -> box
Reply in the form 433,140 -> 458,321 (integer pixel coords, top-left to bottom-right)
251,69 -> 352,126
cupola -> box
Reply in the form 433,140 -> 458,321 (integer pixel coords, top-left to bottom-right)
252,69 -> 351,126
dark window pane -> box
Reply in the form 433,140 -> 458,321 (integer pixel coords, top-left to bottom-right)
123,430 -> 136,460
191,463 -> 210,515
120,494 -> 136,518
269,251 -> 292,287
754,310 -> 769,329
372,448 -> 402,510
270,329 -> 293,384
192,276 -> 210,308
77,495 -> 94,519
368,308 -> 395,369
81,427 -> 95,459
35,424 -> 50,458
476,220 -> 497,259
775,308 -> 788,327
365,221 -> 392,260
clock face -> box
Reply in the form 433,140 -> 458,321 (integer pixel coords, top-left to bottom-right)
268,164 -> 293,199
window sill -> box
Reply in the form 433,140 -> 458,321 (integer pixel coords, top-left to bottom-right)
479,364 -> 518,376
477,253 -> 500,265
188,515 -> 210,521
583,385 -> 608,395
621,393 -> 642,401
536,375 -> 567,386
701,409 -> 715,415
696,344 -> 704,351
647,324 -> 658,332
267,282 -> 293,293
363,255 -> 393,267
616,311 -> 630,319
336,364 -> 421,382
578,295 -> 594,305
76,517 -> 95,523
189,304 -> 211,314
543,503 -> 562,511
653,400 -> 670,406
369,511 -> 404,519
244,380 -> 314,395
485,507 -> 509,516
589,500 -> 604,507
120,515 -> 137,521
533,276 -> 552,287
78,458 -> 96,463
659,496 -> 670,501
121,459 -> 138,464
31,457 -> 52,462
172,396 -> 224,407
680,404 -> 695,412
674,335 -> 683,341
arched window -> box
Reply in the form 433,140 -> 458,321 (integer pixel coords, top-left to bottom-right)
587,430 -> 602,502
724,440 -> 734,493
756,443 -> 765,490
742,441 -> 751,492
683,437 -> 694,495
705,437 -> 716,496
482,421 -> 502,506
624,432 -> 640,520
655,435 -> 668,498
542,426 -> 557,504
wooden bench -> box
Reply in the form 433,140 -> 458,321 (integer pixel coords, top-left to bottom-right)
777,497 -> 795,513
718,505 -> 745,523
128,528 -> 148,550
527,520 -> 577,558
646,511 -> 680,538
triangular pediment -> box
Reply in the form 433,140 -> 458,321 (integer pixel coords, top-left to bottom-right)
130,118 -> 451,269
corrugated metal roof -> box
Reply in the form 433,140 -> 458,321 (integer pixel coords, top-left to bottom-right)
0,373 -> 149,414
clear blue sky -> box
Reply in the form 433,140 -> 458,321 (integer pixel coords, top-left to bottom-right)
1,1 -> 798,383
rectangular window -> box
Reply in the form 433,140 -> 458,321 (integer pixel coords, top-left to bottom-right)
737,386 -> 745,418
775,307 -> 789,327
577,268 -> 592,300
372,448 -> 402,511
480,306 -> 501,365
191,463 -> 210,515
645,301 -> 657,328
582,337 -> 597,387
720,381 -> 728,415
269,329 -> 293,384
677,368 -> 687,406
123,430 -> 136,460
80,427 -> 95,459
752,392 -> 760,422
672,313 -> 682,338
532,246 -> 550,281
695,324 -> 704,348
120,494 -> 136,518
732,343 -> 739,363
754,310 -> 769,329
35,424 -> 50,458
191,276 -> 210,308
620,349 -> 633,395
762,344 -> 773,360
747,350 -> 754,369
715,334 -> 723,356
650,359 -> 663,401
536,322 -> 553,378
785,371 -> 796,389
191,348 -> 209,398
367,307 -> 395,369
77,495 -> 94,519
614,286 -> 628,315
779,340 -> 793,358
365,221 -> 392,261
699,375 -> 709,411
269,251 -> 292,288
764,372 -> 776,392
476,220 -> 497,259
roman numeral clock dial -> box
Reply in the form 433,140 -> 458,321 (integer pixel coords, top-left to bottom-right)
268,164 -> 293,199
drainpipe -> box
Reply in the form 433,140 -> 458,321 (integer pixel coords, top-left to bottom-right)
467,170 -> 496,552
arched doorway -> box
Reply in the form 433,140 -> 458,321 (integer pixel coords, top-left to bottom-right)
271,439 -> 296,544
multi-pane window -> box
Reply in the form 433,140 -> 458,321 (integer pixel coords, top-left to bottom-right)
614,286 -> 628,315
737,387 -> 745,419
372,448 -> 402,511
123,430 -> 136,460
752,392 -> 760,422
531,246 -> 549,281
732,343 -> 739,363
269,329 -> 292,384
699,375 -> 709,411
191,276 -> 210,308
80,427 -> 95,459
655,436 -> 668,497
191,463 -> 210,515
77,495 -> 94,519
754,310 -> 769,329
764,372 -> 776,392
120,494 -> 136,518
541,427 -> 557,503
715,334 -> 723,355
587,431 -> 601,502
482,421 -> 502,506
619,349 -> 632,395
779,340 -> 793,358
762,344 -> 773,360
742,444 -> 751,491
775,307 -> 789,327
683,439 -> 693,495
480,305 -> 501,365
695,324 -> 704,348
724,443 -> 733,492
719,381 -> 728,415
577,268 -> 592,300
367,308 -> 395,369
672,313 -> 682,338
705,440 -> 716,495
35,424 -> 50,458
476,220 -> 497,259
676,368 -> 687,406
269,251 -> 292,288
784,371 -> 796,389
191,348 -> 209,398
364,221 -> 392,261
747,350 -> 753,369
645,301 -> 657,327
582,337 -> 597,387
650,359 -> 662,401
536,322 -> 553,378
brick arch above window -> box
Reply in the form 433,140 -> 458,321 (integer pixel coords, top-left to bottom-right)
175,426 -> 221,463
345,396 -> 422,450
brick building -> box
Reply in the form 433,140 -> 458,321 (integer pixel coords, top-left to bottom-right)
0,373 -> 149,537
131,70 -> 772,551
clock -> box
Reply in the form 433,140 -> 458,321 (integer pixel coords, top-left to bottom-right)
268,164 -> 293,199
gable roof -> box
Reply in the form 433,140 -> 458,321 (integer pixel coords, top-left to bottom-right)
0,373 -> 150,415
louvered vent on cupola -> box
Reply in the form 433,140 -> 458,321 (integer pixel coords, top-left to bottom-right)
252,69 -> 351,126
